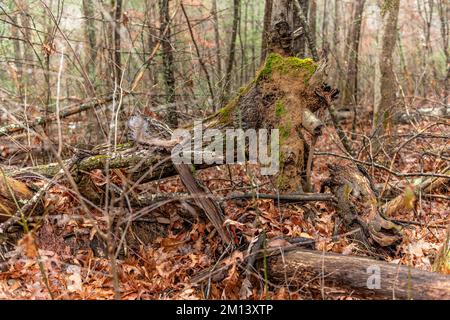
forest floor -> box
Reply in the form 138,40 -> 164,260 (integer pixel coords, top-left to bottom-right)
0,117 -> 448,300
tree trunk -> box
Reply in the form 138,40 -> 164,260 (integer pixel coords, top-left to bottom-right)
211,0 -> 223,83
372,0 -> 400,144
18,0 -> 34,88
261,0 -> 273,62
220,0 -> 240,106
112,0 -> 122,85
9,10 -> 23,96
293,0 -> 319,61
341,0 -> 365,109
82,0 -> 98,145
321,0 -> 329,56
438,0 -> 449,108
293,0 -> 309,57
322,163 -> 402,248
159,0 -> 178,127
82,0 -> 97,81
269,0 -> 293,56
309,0 -> 317,52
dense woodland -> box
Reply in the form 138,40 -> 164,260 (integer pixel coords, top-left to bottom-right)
0,0 -> 449,300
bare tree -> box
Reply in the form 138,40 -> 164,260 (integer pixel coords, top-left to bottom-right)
261,0 -> 273,62
82,0 -> 97,82
341,0 -> 366,111
159,0 -> 178,127
372,0 -> 401,144
437,0 -> 449,108
180,3 -> 215,110
211,0 -> 223,81
309,0 -> 317,49
112,0 -> 122,85
220,0 -> 240,106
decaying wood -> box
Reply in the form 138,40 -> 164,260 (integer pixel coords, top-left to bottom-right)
322,163 -> 403,247
301,109 -> 324,136
174,163 -> 231,243
268,248 -> 450,300
126,114 -> 231,243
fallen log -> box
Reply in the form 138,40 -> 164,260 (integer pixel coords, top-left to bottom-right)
268,248 -> 450,300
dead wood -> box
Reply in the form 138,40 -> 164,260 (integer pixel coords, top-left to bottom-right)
174,163 -> 231,243
268,248 -> 450,300
322,163 -> 403,248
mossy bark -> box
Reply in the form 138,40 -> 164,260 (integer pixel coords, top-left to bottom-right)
212,53 -> 324,192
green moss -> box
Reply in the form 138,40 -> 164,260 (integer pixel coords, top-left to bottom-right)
217,82 -> 253,124
238,86 -> 248,95
256,53 -> 317,83
217,102 -> 235,124
219,104 -> 233,118
279,123 -> 291,140
275,100 -> 286,118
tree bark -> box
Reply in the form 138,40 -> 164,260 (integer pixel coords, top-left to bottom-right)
220,0 -> 241,106
261,0 -> 273,62
112,0 -> 122,85
309,0 -> 317,51
211,0 -> 223,83
322,163 -> 402,248
293,0 -> 309,57
293,0 -> 319,61
268,0 -> 293,56
14,0 -> 34,90
82,0 -> 97,81
438,0 -> 449,108
341,0 -> 365,108
372,0 -> 400,144
321,0 -> 329,56
159,0 -> 178,127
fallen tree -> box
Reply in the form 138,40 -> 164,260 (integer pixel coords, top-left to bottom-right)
268,248 -> 450,300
